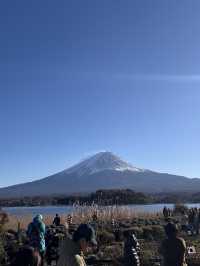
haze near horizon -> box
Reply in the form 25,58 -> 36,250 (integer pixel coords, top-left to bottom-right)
1,1 -> 200,187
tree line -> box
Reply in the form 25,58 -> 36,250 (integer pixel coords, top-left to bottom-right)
1,189 -> 200,207
0,189 -> 152,207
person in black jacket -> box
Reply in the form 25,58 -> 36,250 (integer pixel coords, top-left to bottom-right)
160,223 -> 187,266
53,214 -> 61,227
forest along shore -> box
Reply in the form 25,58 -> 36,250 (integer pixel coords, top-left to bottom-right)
2,189 -> 200,208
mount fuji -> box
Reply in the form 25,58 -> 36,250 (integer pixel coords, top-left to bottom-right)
1,151 -> 200,198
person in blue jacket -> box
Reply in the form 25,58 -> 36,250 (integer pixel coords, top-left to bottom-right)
27,214 -> 46,265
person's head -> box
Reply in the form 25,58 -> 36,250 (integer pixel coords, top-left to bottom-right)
56,213 -> 59,217
73,224 -> 97,253
33,214 -> 43,223
13,246 -> 41,266
164,223 -> 178,238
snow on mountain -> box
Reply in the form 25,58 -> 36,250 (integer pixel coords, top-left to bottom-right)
64,151 -> 145,176
1,151 -> 200,198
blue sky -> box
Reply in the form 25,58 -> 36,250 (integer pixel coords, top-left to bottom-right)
1,0 -> 200,187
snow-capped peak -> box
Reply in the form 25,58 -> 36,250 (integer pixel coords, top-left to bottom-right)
65,151 -> 145,176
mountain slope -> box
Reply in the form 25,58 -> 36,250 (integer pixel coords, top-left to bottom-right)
0,152 -> 200,198
64,152 -> 145,175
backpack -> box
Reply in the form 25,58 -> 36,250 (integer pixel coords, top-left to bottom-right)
29,222 -> 41,248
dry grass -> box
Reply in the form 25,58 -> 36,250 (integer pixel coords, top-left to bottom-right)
5,204 -> 161,230
71,204 -> 161,223
5,215 -> 66,230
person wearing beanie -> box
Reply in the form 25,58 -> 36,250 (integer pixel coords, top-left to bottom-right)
57,224 -> 97,266
160,223 -> 187,266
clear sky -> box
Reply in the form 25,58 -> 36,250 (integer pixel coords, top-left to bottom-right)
1,0 -> 200,187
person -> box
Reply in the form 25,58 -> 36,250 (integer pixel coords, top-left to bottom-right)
160,222 -> 187,266
57,223 -> 97,266
123,230 -> 140,266
193,208 -> 199,235
53,214 -> 61,226
180,213 -> 189,232
92,211 -> 98,222
197,209 -> 200,234
65,214 -> 75,234
163,206 -> 168,219
67,214 -> 73,225
188,208 -> 195,234
27,214 -> 46,265
11,246 -> 41,266
167,208 -> 172,217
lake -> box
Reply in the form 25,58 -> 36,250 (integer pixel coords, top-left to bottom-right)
3,203 -> 200,217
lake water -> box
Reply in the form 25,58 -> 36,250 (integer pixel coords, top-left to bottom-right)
3,203 -> 200,217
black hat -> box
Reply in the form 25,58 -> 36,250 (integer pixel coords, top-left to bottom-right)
74,224 -> 97,245
165,223 -> 178,235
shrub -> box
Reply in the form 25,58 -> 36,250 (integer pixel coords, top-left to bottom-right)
151,219 -> 160,225
0,240 -> 5,265
132,218 -> 138,225
144,219 -> 152,226
97,230 -> 115,245
142,225 -> 165,241
143,226 -> 153,240
102,244 -> 123,260
141,249 -> 153,266
137,218 -> 145,226
125,227 -> 143,239
151,225 -> 165,240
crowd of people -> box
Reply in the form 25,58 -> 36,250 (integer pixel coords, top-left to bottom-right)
16,210 -> 193,266
162,207 -> 172,219
187,208 -> 200,235
163,205 -> 200,236
23,214 -> 98,266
